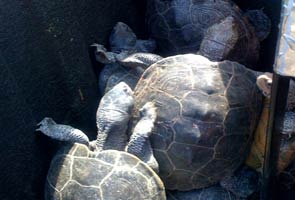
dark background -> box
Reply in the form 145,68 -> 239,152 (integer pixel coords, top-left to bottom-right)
0,0 -> 282,199
0,0 -> 146,199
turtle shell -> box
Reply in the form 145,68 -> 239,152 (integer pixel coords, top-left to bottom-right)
146,0 -> 260,67
45,143 -> 166,200
130,54 -> 263,190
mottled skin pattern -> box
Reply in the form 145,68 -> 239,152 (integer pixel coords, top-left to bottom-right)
95,82 -> 134,151
36,118 -> 90,145
130,54 -> 263,190
146,0 -> 266,68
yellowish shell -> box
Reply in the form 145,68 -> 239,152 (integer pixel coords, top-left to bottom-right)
246,97 -> 295,173
245,98 -> 270,172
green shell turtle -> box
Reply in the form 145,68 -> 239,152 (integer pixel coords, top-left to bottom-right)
37,82 -> 166,200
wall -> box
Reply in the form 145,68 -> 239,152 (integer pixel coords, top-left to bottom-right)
0,0 -> 146,199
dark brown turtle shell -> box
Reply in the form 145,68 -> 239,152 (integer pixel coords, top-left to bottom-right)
45,143 -> 166,200
130,54 -> 263,190
146,0 -> 260,68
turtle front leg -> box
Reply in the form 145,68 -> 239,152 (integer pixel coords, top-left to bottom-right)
117,52 -> 163,69
91,43 -> 117,64
126,102 -> 159,173
36,117 -> 89,145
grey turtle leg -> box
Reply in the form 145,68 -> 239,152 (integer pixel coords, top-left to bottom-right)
36,117 -> 89,145
126,102 -> 159,173
118,52 -> 163,69
91,43 -> 117,64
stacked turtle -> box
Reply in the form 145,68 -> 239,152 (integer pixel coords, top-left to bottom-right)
113,52 -> 273,199
36,82 -> 166,200
40,1 -> 290,199
87,1 -> 273,197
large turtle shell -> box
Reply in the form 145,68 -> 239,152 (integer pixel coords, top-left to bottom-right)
130,54 -> 263,190
146,0 -> 259,67
45,143 -> 166,200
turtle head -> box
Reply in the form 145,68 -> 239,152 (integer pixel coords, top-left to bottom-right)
244,9 -> 271,42
109,22 -> 137,53
256,72 -> 273,97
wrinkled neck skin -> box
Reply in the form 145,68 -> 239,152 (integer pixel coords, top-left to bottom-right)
94,83 -> 134,152
95,106 -> 131,151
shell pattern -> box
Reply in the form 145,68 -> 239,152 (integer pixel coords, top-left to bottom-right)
130,54 -> 263,190
146,0 -> 260,67
45,143 -> 166,200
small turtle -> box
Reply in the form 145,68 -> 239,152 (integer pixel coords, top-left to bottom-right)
36,82 -> 166,200
120,53 -> 270,191
146,0 -> 271,68
92,22 -> 161,94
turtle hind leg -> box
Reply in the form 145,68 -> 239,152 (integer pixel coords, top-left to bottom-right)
36,117 -> 89,146
126,102 -> 159,173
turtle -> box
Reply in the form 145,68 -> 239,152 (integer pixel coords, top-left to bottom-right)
146,0 -> 271,68
118,52 -> 271,191
92,22 -> 162,95
166,165 -> 260,200
36,82 -> 166,200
